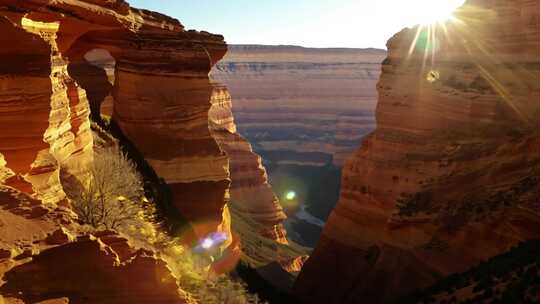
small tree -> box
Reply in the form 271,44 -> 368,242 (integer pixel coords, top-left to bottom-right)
72,148 -> 144,231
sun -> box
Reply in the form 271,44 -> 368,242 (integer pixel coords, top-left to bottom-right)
405,0 -> 467,66
412,0 -> 465,25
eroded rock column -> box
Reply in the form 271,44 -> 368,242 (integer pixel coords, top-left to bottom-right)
0,14 -> 93,205
110,32 -> 230,241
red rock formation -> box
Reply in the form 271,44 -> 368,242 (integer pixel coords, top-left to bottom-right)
0,185 -> 187,304
0,1 -> 267,302
295,1 -> 540,303
0,13 -> 94,205
209,84 -> 288,243
209,84 -> 308,269
0,0 -> 230,243
1,236 -> 185,304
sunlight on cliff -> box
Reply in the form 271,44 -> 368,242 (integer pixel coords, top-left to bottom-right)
21,16 -> 60,35
405,1 -> 533,125
403,1 -> 466,80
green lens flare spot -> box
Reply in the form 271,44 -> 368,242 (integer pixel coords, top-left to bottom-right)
285,191 -> 296,200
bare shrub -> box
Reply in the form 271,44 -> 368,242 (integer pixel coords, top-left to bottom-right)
72,148 -> 145,231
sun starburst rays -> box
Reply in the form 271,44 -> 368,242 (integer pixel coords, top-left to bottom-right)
402,3 -> 535,126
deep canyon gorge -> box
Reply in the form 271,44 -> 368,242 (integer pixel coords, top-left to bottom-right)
212,45 -> 386,247
0,0 -> 540,304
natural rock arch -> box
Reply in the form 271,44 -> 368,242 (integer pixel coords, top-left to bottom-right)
67,48 -> 116,124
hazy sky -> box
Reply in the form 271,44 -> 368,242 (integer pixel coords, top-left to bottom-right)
128,0 -> 465,49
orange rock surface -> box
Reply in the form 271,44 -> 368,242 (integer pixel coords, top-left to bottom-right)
0,0 -> 235,300
0,185 -> 186,304
0,2 -> 300,299
209,84 -> 288,242
295,0 -> 540,303
0,0 -> 230,242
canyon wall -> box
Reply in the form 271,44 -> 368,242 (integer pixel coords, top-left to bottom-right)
209,84 -> 288,244
0,1 -> 244,302
209,84 -> 306,270
0,10 -> 95,206
212,45 -> 386,167
0,0 -> 231,243
295,0 -> 540,303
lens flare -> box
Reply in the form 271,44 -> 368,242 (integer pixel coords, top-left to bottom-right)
426,70 -> 440,83
201,238 -> 214,249
286,191 -> 296,200
194,232 -> 228,253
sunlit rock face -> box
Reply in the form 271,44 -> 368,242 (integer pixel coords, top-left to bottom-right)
295,1 -> 540,303
0,0 -> 230,243
0,14 -> 94,206
211,45 -> 386,167
209,84 -> 297,266
0,1 -> 230,301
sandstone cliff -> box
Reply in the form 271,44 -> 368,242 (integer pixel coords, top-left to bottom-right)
295,0 -> 540,303
212,45 -> 386,167
0,0 -> 230,245
0,2 -> 297,301
208,84 -> 306,270
209,84 -> 288,244
0,0 -> 265,302
211,45 -> 386,249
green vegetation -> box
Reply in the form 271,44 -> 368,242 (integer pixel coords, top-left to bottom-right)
235,261 -> 303,304
396,239 -> 540,304
164,248 -> 268,304
100,114 -> 112,128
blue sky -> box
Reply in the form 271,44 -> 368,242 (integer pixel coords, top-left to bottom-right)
128,0 -> 465,49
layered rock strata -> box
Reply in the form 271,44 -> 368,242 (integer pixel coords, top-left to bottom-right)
209,84 -> 305,268
0,0 -> 230,243
212,45 -> 386,166
0,13 -> 94,206
295,1 -> 540,303
0,1 -> 231,300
